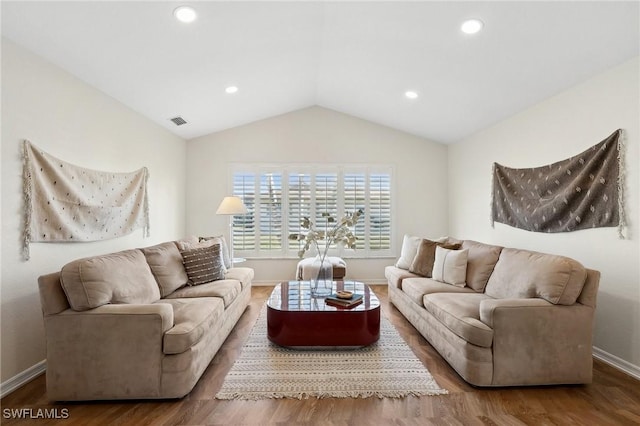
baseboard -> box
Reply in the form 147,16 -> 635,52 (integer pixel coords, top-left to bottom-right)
0,360 -> 46,399
593,346 -> 640,381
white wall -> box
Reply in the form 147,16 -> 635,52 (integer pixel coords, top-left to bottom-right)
186,106 -> 449,283
0,38 -> 187,384
449,57 -> 640,372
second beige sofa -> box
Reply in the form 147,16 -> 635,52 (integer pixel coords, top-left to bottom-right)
387,237 -> 599,387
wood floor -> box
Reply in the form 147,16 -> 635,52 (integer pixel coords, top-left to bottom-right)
2,285 -> 639,425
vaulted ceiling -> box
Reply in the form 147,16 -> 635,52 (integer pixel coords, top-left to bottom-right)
2,1 -> 638,143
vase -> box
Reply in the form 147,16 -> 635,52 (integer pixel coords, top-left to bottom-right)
309,256 -> 333,297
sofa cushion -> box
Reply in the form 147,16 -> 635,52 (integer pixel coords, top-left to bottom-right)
485,248 -> 587,305
180,244 -> 225,286
460,240 -> 503,292
395,234 -> 422,269
224,267 -> 255,290
61,249 -> 160,311
175,237 -> 216,251
422,293 -> 494,348
161,297 -> 224,354
384,266 -> 420,289
432,247 -> 468,287
175,235 -> 199,248
141,241 -> 188,297
165,279 -> 242,308
403,277 -> 475,307
409,239 -> 461,277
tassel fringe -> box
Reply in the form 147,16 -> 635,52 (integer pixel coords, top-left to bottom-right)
490,163 -> 496,229
23,140 -> 33,261
616,129 -> 626,239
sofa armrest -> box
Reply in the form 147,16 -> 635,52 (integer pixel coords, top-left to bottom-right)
479,298 -> 595,385
385,266 -> 420,289
479,298 -> 551,328
44,303 -> 174,400
55,302 -> 175,329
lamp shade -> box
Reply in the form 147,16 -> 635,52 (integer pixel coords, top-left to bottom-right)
216,196 -> 248,215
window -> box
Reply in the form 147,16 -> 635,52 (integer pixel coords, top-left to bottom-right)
230,165 -> 393,258
344,173 -> 366,249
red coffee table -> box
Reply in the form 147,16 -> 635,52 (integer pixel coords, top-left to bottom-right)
267,281 -> 380,348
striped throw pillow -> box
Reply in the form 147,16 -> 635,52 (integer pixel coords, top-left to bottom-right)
180,243 -> 225,286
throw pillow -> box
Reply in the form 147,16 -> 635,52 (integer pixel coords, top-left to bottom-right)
199,235 -> 231,270
180,243 -> 225,286
395,235 -> 422,269
431,246 -> 468,287
409,239 -> 461,277
176,238 -> 227,272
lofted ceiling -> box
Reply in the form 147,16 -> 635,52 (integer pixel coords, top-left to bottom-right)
2,1 -> 639,144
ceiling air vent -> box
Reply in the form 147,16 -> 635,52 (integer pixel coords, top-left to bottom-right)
170,116 -> 188,126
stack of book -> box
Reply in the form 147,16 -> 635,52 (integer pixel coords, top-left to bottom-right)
325,293 -> 363,308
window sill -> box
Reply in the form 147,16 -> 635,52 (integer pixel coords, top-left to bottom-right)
239,256 -> 396,261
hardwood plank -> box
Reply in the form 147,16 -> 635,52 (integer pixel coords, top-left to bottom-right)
2,285 -> 639,425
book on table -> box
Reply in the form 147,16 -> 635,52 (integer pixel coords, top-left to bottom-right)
326,299 -> 362,309
325,293 -> 363,308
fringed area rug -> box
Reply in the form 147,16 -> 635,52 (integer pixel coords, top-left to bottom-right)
215,305 -> 448,400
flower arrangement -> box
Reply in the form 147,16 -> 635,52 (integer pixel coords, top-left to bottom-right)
288,209 -> 364,264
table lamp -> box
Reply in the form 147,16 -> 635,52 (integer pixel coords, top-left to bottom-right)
216,196 -> 248,264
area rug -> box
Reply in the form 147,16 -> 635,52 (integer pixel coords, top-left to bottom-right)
215,305 -> 448,400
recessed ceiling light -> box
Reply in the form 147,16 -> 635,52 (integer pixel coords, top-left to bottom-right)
174,6 -> 197,23
225,86 -> 239,94
461,19 -> 483,34
404,91 -> 418,100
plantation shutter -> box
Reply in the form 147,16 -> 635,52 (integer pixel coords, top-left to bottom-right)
232,173 -> 255,250
368,173 -> 391,250
344,173 -> 366,249
288,173 -> 311,252
314,173 -> 339,248
231,165 -> 393,257
259,173 -> 282,250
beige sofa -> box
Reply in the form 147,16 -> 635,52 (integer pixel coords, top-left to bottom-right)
386,237 -> 599,387
38,237 -> 253,401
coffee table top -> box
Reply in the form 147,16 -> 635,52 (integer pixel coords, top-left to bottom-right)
267,281 -> 380,313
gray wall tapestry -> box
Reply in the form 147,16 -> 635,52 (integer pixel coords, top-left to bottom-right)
23,140 -> 150,260
491,129 -> 625,238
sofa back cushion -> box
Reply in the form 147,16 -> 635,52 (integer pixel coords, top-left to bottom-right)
61,249 -> 161,311
409,239 -> 461,277
141,242 -> 189,297
431,246 -> 468,287
461,240 -> 503,292
395,235 -> 422,269
485,248 -> 587,305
